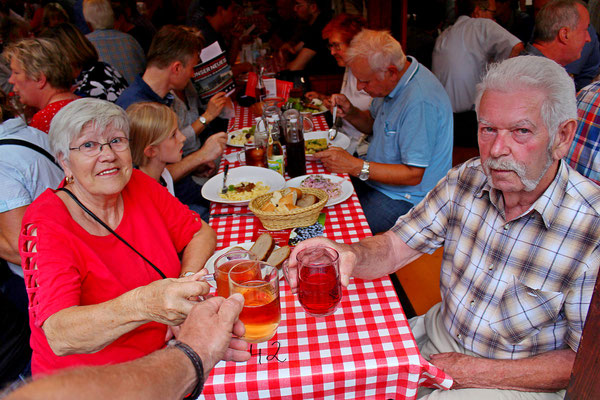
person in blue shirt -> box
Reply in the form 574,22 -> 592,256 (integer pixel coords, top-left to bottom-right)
315,29 -> 453,234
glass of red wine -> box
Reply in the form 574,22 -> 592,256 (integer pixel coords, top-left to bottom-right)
293,247 -> 342,317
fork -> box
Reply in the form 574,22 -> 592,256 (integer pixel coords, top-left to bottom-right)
221,163 -> 230,195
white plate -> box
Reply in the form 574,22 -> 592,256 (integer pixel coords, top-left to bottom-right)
286,174 -> 353,207
203,242 -> 281,288
304,130 -> 351,160
201,166 -> 286,206
305,130 -> 351,149
227,127 -> 254,147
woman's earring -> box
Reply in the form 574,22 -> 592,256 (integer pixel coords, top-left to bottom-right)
66,176 -> 74,184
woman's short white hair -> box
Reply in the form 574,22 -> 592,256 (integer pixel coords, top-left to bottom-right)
49,98 -> 130,160
345,29 -> 406,78
474,56 -> 577,142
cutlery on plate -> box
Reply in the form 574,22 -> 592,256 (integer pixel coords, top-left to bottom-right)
221,163 -> 230,195
329,105 -> 339,140
211,212 -> 255,218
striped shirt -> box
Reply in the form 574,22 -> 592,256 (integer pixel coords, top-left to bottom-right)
392,158 -> 600,359
566,81 -> 600,184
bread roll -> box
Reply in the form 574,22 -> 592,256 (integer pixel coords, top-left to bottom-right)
296,194 -> 317,208
249,233 -> 275,261
266,246 -> 291,269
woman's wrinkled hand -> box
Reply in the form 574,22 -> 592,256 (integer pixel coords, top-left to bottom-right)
136,277 -> 211,326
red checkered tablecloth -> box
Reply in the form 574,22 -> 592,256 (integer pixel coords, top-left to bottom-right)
201,106 -> 453,399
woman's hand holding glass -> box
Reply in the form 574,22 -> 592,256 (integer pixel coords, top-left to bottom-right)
134,273 -> 211,326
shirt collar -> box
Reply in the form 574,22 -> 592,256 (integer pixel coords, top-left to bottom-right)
135,75 -> 174,106
386,56 -> 419,100
476,159 -> 570,228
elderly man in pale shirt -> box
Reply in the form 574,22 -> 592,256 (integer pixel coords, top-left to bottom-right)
433,0 -> 524,147
289,55 -> 600,399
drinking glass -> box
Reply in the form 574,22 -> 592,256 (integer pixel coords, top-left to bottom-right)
214,250 -> 259,297
229,261 -> 281,343
300,112 -> 314,132
292,247 -> 342,317
242,142 -> 267,168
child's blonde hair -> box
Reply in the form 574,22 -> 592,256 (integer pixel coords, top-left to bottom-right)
127,102 -> 179,167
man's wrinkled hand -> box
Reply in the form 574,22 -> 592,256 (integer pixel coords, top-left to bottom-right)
314,147 -> 361,175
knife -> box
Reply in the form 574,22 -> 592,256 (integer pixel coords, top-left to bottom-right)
211,212 -> 255,218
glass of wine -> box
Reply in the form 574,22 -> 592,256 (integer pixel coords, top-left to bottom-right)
214,250 -> 259,297
229,261 -> 281,343
292,247 -> 342,317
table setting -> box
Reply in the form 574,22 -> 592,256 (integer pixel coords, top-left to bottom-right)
199,103 -> 452,399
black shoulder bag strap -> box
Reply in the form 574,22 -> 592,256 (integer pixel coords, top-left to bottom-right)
0,138 -> 63,171
57,187 -> 167,279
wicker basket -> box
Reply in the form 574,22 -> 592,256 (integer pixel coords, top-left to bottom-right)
249,188 -> 328,230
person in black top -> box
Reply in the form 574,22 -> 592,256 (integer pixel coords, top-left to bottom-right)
280,0 -> 340,76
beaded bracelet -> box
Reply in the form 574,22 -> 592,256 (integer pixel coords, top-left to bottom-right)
167,339 -> 204,399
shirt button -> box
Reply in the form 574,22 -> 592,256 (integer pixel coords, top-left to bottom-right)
470,300 -> 475,307
457,334 -> 462,340
489,264 -> 494,270
504,225 -> 509,230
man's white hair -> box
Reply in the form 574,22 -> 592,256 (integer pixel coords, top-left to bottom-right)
345,29 -> 406,78
83,0 -> 115,30
475,55 -> 577,142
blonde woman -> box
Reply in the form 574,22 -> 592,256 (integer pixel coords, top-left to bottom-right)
127,102 -> 186,195
4,38 -> 79,133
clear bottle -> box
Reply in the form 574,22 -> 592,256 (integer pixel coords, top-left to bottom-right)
263,106 -> 286,145
283,109 -> 306,178
267,121 -> 285,176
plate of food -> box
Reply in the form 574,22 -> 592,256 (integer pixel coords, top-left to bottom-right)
201,166 -> 286,206
285,97 -> 328,114
227,126 -> 255,147
285,174 -> 353,207
304,130 -> 351,160
203,233 -> 290,287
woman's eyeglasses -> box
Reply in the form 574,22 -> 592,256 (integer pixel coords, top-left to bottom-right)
69,137 -> 130,157
327,42 -> 344,51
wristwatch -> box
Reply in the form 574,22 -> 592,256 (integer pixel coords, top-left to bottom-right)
198,115 -> 207,126
358,161 -> 370,181
180,271 -> 195,278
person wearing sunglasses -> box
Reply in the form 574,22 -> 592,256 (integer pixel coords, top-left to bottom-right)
17,98 -> 216,378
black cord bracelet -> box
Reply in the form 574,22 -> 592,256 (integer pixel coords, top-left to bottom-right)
168,339 -> 204,399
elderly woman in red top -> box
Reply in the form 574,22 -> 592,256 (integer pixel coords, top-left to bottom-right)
4,37 -> 79,133
19,98 -> 218,376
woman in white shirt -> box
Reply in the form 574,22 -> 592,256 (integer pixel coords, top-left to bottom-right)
127,102 -> 185,195
306,13 -> 372,155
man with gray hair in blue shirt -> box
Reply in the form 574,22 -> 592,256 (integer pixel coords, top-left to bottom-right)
315,29 -> 453,234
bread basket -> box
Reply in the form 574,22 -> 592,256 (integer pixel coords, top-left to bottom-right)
249,188 -> 328,230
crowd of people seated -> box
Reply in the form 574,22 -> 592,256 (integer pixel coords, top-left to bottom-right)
1,0 -> 600,399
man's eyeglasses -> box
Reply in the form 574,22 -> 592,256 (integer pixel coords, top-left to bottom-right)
69,137 -> 130,157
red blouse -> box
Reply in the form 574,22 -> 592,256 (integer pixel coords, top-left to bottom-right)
30,99 -> 77,134
19,170 -> 203,375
